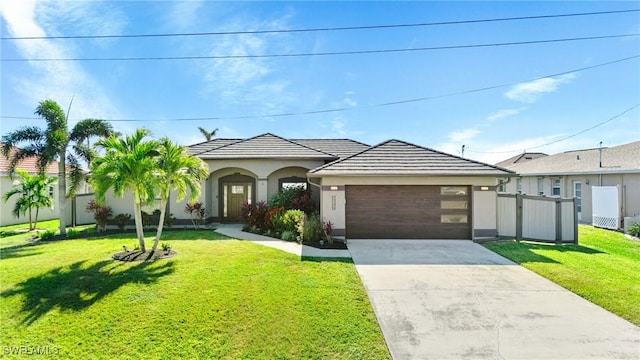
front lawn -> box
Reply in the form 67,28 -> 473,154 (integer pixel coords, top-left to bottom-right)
0,231 -> 390,359
484,225 -> 640,326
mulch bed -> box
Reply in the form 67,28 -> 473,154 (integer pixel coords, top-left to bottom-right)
112,249 -> 178,262
302,241 -> 348,250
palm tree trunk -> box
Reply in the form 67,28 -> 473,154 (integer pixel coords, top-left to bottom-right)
58,157 -> 67,236
133,201 -> 146,252
28,207 -> 33,231
152,197 -> 169,252
34,207 -> 40,231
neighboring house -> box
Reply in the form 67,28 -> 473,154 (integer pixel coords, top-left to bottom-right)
0,144 -> 59,226
495,152 -> 548,168
105,133 -> 514,240
499,141 -> 640,226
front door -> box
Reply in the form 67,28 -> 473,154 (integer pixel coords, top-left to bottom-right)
227,183 -> 249,222
573,181 -> 582,222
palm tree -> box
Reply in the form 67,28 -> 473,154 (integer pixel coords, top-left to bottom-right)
1,99 -> 113,236
3,169 -> 57,231
152,138 -> 208,251
197,127 -> 218,141
90,129 -> 159,251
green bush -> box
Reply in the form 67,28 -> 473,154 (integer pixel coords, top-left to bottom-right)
67,228 -> 80,238
86,200 -> 113,231
283,209 -> 305,234
301,213 -> 323,243
114,213 -> 132,231
281,230 -> 298,242
40,230 -> 56,240
268,185 -> 307,209
629,222 -> 640,237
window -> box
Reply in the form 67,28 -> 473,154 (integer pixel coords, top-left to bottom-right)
441,215 -> 468,223
279,176 -> 307,190
441,200 -> 468,209
49,186 -> 54,197
440,186 -> 467,196
516,178 -> 522,193
537,178 -> 544,195
231,185 -> 244,194
497,180 -> 505,193
552,179 -> 561,196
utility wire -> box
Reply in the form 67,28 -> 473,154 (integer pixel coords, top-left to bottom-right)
2,54 -> 638,122
2,9 -> 638,40
3,33 -> 637,62
466,104 -> 640,154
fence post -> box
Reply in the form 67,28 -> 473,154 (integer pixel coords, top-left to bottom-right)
515,193 -> 523,242
573,198 -> 579,244
555,199 -> 562,245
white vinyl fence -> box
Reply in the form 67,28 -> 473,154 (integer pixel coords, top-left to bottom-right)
591,186 -> 619,230
497,194 -> 578,244
65,193 -> 96,226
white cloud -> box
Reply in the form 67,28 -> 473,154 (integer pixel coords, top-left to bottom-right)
449,128 -> 480,142
343,98 -> 357,107
332,118 -> 346,136
0,1 -> 125,123
487,108 -> 525,122
505,74 -> 576,103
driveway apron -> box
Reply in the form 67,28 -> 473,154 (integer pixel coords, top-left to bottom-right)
348,239 -> 640,360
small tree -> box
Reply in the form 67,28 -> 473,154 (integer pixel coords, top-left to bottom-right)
185,202 -> 206,229
86,199 -> 113,231
3,169 -> 57,231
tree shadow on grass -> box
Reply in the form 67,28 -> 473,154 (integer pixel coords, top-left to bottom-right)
485,240 -> 605,264
1,259 -> 175,325
1,242 -> 47,261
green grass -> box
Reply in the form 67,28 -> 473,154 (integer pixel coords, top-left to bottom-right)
1,219 -> 94,239
0,230 -> 389,359
484,225 -> 640,326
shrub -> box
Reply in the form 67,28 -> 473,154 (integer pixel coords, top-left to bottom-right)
268,185 -> 307,209
40,230 -> 56,241
114,213 -> 132,231
161,242 -> 171,252
323,220 -> 334,244
164,213 -> 175,229
282,209 -> 305,234
629,222 -> 640,237
301,213 -> 323,243
67,228 -> 80,238
86,200 -> 113,231
281,230 -> 298,242
185,202 -> 206,229
241,201 -> 268,230
291,191 -> 314,214
270,211 -> 286,234
264,207 -> 284,231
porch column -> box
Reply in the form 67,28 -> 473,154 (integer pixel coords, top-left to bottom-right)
257,178 -> 269,203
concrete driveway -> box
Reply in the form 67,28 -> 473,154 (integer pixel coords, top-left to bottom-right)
348,240 -> 640,360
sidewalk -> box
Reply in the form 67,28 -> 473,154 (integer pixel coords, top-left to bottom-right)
215,224 -> 351,259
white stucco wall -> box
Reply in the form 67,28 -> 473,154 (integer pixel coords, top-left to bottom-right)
0,175 -> 58,226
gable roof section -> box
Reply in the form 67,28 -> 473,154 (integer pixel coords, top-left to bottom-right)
291,139 -> 370,159
495,152 -> 548,168
309,139 -> 514,176
0,144 -> 59,175
195,133 -> 338,160
507,141 -> 640,175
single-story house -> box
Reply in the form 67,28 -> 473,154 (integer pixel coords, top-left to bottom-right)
104,133 -> 514,240
497,141 -> 640,228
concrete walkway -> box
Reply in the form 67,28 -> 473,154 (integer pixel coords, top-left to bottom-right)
348,239 -> 640,360
214,224 -> 351,258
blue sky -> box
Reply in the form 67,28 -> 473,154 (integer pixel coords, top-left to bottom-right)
1,1 -> 639,164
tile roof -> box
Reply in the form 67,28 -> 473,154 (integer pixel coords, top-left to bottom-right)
0,144 -> 59,175
309,139 -> 514,176
506,141 -> 640,175
495,152 -> 548,168
188,138 -> 243,155
194,133 -> 338,160
290,139 -> 370,159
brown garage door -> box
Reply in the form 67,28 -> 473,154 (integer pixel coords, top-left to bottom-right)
345,185 -> 471,239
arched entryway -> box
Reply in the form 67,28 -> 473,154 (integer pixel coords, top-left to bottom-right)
218,174 -> 256,222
